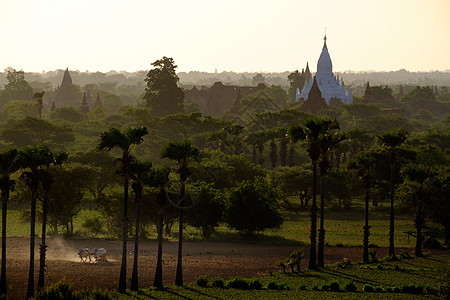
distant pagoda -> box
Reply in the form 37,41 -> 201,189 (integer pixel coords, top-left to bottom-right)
80,92 -> 90,118
53,68 -> 79,107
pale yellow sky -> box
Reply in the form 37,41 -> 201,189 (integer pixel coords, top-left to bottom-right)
0,0 -> 449,73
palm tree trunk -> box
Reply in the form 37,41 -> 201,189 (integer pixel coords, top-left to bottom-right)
38,191 -> 49,291
118,174 -> 129,293
363,188 -> 370,263
131,200 -> 140,291
0,192 -> 8,295
318,175 -> 325,267
175,180 -> 185,286
389,162 -> 396,259
415,193 -> 423,257
270,140 -> 277,169
154,206 -> 164,289
308,160 -> 317,270
26,187 -> 38,299
280,138 -> 287,166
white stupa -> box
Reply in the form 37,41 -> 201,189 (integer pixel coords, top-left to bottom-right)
296,34 -> 353,104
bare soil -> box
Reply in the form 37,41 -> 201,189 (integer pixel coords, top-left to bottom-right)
1,237 -> 446,299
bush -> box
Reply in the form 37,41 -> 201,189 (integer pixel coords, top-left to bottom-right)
368,249 -> 378,262
196,275 -> 208,287
225,178 -> 284,236
298,283 -> 307,290
81,216 -> 106,237
336,258 -> 352,268
36,281 -> 78,299
321,283 -> 329,291
393,286 -> 401,293
266,281 -> 289,290
312,285 -> 319,291
399,249 -> 411,259
423,237 -> 442,249
249,279 -> 262,290
344,281 -> 357,292
227,277 -> 250,289
375,286 -> 384,293
363,284 -> 375,292
329,281 -> 340,292
401,284 -> 424,294
211,278 -> 224,288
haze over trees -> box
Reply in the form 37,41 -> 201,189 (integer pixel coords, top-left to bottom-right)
0,56 -> 448,296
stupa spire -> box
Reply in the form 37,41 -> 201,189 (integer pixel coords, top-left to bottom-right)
323,28 -> 327,49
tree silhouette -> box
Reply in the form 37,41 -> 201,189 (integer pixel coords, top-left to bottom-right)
98,126 -> 148,293
17,146 -> 55,299
289,117 -> 338,270
38,151 -> 67,292
146,166 -> 171,289
129,160 -> 152,291
348,152 -> 376,263
317,129 -> 345,267
161,140 -> 200,286
0,149 -> 19,296
378,129 -> 408,259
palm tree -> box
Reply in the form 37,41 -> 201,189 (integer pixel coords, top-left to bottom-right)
17,146 -> 55,299
0,149 -> 19,296
317,130 -> 345,267
288,117 -> 338,270
38,151 -> 67,292
129,160 -> 152,291
348,152 -> 376,263
244,131 -> 267,166
98,126 -> 148,293
161,140 -> 200,286
378,129 -> 408,259
403,164 -> 433,257
146,166 -> 171,289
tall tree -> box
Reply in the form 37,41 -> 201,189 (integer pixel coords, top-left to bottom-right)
37,151 -> 67,292
402,164 -> 434,257
288,117 -> 337,270
2,69 -> 33,103
144,56 -> 184,117
317,129 -> 345,267
161,140 -> 200,286
348,152 -> 376,263
146,166 -> 171,289
32,92 -> 45,120
17,146 -> 55,299
378,129 -> 408,259
0,149 -> 19,296
98,126 -> 148,293
129,160 -> 152,291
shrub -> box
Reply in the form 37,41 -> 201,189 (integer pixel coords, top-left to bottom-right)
399,249 -> 411,259
249,279 -> 262,290
393,286 -> 401,293
321,283 -> 329,291
81,216 -> 106,237
267,281 -> 289,290
227,277 -> 250,289
368,249 -> 378,262
336,257 -> 352,268
298,283 -> 307,290
375,286 -> 384,293
282,249 -> 304,272
211,278 -> 225,288
312,285 -> 319,291
344,281 -> 357,292
363,284 -> 375,292
424,285 -> 435,295
196,275 -> 208,287
36,281 -> 78,299
329,281 -> 340,292
278,261 -> 287,272
385,287 -> 393,293
376,264 -> 383,270
423,237 -> 442,249
401,284 -> 424,294
225,178 -> 283,236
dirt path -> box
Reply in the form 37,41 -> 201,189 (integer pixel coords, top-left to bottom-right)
1,237 -> 447,299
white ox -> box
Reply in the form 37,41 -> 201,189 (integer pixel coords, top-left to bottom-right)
77,248 -> 92,262
92,248 -> 107,262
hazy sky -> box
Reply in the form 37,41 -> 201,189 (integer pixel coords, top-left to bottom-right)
1,0 -> 449,73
